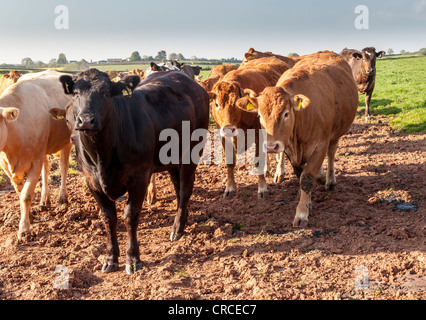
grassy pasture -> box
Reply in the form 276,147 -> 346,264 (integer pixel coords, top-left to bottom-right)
359,56 -> 426,132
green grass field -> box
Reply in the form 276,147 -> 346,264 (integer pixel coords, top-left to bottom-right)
360,56 -> 426,132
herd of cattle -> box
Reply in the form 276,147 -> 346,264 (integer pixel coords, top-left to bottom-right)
0,47 -> 385,274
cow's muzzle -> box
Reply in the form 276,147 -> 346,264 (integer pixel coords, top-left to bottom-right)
220,125 -> 239,137
263,141 -> 284,154
75,114 -> 98,132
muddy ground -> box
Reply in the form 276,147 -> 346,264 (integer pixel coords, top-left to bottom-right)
0,114 -> 425,300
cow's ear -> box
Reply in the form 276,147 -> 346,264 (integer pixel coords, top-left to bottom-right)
236,96 -> 258,113
244,53 -> 252,61
121,75 -> 140,91
292,94 -> 310,111
110,75 -> 140,97
49,108 -> 66,120
352,53 -> 362,60
0,107 -> 19,121
59,75 -> 75,95
150,62 -> 160,72
376,51 -> 386,58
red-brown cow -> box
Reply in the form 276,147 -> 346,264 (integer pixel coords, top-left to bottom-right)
209,57 -> 290,199
236,51 -> 358,227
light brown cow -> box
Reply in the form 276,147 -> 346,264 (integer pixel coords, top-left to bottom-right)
209,56 -> 291,199
0,71 -> 22,96
0,70 -> 72,239
210,64 -> 239,77
235,51 -> 358,227
242,48 -> 302,68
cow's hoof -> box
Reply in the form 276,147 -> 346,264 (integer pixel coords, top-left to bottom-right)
102,262 -> 118,273
125,263 -> 142,275
292,219 -> 308,229
223,190 -> 236,198
170,231 -> 183,242
273,174 -> 285,184
258,191 -> 269,199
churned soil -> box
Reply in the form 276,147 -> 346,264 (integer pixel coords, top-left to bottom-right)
0,114 -> 425,300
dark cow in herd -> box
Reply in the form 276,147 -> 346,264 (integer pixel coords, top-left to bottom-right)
340,47 -> 385,120
58,69 -> 209,274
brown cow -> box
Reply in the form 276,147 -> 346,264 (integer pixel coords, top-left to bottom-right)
242,48 -> 302,68
340,47 -> 385,120
209,56 -> 290,199
210,64 -> 239,77
0,71 -> 22,96
235,51 -> 358,228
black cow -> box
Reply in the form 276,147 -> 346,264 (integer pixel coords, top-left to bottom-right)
340,47 -> 385,120
59,69 -> 209,274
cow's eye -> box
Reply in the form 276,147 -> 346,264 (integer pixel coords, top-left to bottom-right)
283,111 -> 289,119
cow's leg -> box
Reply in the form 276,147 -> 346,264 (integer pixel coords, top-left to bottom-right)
123,178 -> 148,275
255,133 -> 268,199
17,158 -> 44,239
170,164 -> 196,241
40,156 -> 51,208
364,87 -> 374,121
223,137 -> 236,198
273,152 -> 286,183
89,186 -> 119,273
293,149 -> 326,228
168,167 -> 181,209
58,144 -> 71,206
326,141 -> 339,190
146,174 -> 157,205
316,165 -> 326,185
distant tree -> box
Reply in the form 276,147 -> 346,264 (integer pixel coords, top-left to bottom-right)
21,57 -> 34,67
57,53 -> 68,65
400,50 -> 407,55
418,48 -> 426,56
387,48 -> 394,55
177,53 -> 185,61
48,58 -> 57,67
288,53 -> 299,57
169,53 -> 178,61
155,50 -> 167,61
129,51 -> 142,61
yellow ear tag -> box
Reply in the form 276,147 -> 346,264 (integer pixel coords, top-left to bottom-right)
356,56 -> 360,60
55,115 -> 65,120
295,99 -> 302,110
246,102 -> 255,111
65,82 -> 70,94
246,56 -> 252,61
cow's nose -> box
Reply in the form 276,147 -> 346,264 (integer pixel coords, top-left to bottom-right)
220,125 -> 238,137
366,68 -> 374,75
76,114 -> 96,130
263,141 -> 284,153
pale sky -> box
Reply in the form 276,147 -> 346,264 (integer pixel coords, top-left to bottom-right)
0,0 -> 425,64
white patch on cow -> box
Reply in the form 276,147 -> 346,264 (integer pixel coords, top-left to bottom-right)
365,51 -> 372,56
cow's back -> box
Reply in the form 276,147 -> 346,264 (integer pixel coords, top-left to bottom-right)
278,51 -> 358,141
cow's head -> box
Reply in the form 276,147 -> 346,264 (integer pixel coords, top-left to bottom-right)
0,107 -> 19,150
352,47 -> 385,76
242,48 -> 272,65
235,86 -> 310,153
59,69 -> 140,134
210,81 -> 246,137
49,102 -> 76,144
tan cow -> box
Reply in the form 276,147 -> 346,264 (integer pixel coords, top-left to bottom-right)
0,71 -> 22,96
236,51 -> 358,228
0,70 -> 72,239
242,48 -> 302,68
209,57 -> 291,199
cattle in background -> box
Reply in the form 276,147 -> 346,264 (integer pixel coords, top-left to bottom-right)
145,61 -> 180,78
59,69 -> 209,274
236,51 -> 358,228
107,71 -> 118,80
0,71 -> 22,96
170,61 -> 202,80
242,48 -> 302,68
209,57 -> 291,199
340,47 -> 386,120
128,69 -> 145,80
210,64 -> 239,77
0,70 -> 72,239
